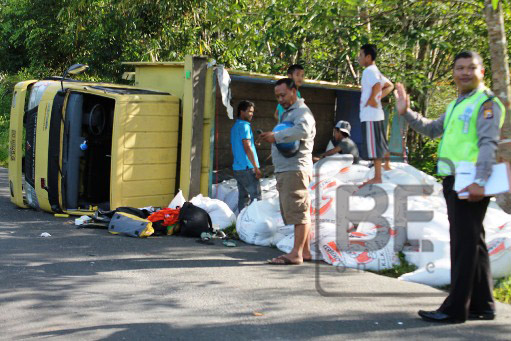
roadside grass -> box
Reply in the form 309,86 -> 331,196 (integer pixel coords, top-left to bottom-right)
373,252 -> 417,278
222,222 -> 239,240
494,276 -> 511,304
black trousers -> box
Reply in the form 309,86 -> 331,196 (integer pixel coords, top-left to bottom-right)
439,176 -> 495,321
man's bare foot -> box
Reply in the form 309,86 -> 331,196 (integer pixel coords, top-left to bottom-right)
267,254 -> 303,265
383,164 -> 392,171
359,178 -> 382,188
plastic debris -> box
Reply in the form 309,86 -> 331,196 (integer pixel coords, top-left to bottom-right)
40,232 -> 51,237
397,322 -> 403,325
54,213 -> 69,218
252,312 -> 264,316
215,230 -> 226,239
200,232 -> 212,241
75,215 -> 92,226
223,240 -> 237,247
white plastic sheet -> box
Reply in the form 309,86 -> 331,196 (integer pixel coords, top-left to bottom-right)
190,194 -> 236,230
227,160 -> 511,284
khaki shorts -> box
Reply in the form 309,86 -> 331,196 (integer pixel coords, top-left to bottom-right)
276,171 -> 311,225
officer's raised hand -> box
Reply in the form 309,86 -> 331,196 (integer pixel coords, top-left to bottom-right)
394,83 -> 410,115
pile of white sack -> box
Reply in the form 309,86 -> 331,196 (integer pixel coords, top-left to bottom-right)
212,177 -> 278,215
223,154 -> 511,287
169,190 -> 237,230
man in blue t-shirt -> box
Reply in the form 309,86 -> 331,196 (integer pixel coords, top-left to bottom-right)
230,100 -> 262,212
273,64 -> 305,122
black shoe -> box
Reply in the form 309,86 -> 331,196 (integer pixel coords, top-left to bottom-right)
418,310 -> 465,323
468,310 -> 496,320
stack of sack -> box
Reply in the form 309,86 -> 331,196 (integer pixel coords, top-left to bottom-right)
212,177 -> 279,215
235,154 -> 511,286
170,190 -> 237,230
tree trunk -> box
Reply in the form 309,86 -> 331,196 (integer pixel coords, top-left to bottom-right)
484,0 -> 511,213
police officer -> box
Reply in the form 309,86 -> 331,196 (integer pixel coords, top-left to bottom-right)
394,51 -> 505,323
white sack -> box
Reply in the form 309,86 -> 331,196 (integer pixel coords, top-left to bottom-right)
168,189 -> 186,208
312,155 -> 353,180
236,198 -> 293,246
334,164 -> 371,184
190,194 -> 236,230
399,258 -> 451,287
276,234 -> 323,261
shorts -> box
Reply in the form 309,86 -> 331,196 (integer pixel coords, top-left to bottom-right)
275,171 -> 311,225
361,120 -> 389,160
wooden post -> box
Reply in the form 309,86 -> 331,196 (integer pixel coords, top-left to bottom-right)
181,55 -> 208,199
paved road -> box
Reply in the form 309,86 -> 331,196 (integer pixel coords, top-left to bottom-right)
1,168 -> 510,340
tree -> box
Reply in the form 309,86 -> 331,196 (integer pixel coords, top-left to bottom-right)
484,0 -> 511,213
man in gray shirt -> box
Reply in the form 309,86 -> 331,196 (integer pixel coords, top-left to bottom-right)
394,51 -> 505,323
259,78 -> 316,265
314,120 -> 360,164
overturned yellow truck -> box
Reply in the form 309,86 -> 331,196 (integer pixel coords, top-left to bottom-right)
8,73 -> 180,214
9,56 -> 371,215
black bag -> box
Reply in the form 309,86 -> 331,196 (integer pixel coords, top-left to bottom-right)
178,202 -> 213,237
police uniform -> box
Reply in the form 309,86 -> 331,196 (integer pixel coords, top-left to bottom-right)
403,85 -> 505,321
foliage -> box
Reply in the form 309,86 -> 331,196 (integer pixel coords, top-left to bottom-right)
408,137 -> 441,178
494,276 -> 511,303
222,222 -> 239,240
373,252 -> 417,278
0,0 -> 510,166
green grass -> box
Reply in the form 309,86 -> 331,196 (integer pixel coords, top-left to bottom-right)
222,222 -> 239,240
373,252 -> 417,278
494,276 -> 511,304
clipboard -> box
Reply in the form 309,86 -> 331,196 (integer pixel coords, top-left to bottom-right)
454,162 -> 511,199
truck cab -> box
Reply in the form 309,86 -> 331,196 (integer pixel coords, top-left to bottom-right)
8,79 -> 180,214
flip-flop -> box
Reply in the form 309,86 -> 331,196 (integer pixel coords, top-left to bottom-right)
267,255 -> 302,265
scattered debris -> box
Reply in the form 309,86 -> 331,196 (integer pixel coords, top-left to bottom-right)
40,232 -> 51,237
75,215 -> 92,226
223,240 -> 237,247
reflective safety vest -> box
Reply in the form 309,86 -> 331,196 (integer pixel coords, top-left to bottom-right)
437,87 -> 505,176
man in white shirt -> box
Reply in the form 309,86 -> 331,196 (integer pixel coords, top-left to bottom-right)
358,44 -> 394,184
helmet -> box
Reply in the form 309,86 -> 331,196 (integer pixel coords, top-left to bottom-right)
273,121 -> 300,157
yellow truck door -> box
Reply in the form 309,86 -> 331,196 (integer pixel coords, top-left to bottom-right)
110,94 -> 180,209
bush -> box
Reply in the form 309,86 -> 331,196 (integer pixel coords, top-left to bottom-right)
374,252 -> 417,278
494,276 -> 511,304
408,137 -> 440,178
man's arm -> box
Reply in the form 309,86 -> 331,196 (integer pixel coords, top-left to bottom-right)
242,139 -> 262,179
475,99 -> 502,182
319,146 -> 342,159
274,111 -> 315,144
381,78 -> 394,99
394,83 -> 445,138
366,82 -> 382,108
458,99 -> 502,202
